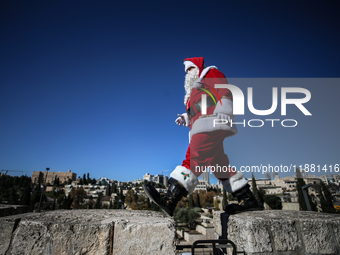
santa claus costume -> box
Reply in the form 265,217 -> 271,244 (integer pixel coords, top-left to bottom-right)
144,57 -> 263,216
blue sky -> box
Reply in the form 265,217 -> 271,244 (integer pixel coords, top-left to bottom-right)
1,0 -> 339,182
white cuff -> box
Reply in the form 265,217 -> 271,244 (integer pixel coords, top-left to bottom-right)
213,98 -> 234,117
190,115 -> 238,140
170,166 -> 198,194
222,172 -> 248,193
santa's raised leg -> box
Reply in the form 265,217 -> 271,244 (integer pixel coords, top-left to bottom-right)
143,57 -> 263,216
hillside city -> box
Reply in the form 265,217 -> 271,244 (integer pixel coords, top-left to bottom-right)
1,169 -> 340,244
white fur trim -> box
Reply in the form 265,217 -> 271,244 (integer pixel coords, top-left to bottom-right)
200,66 -> 217,78
213,98 -> 234,117
222,172 -> 248,193
190,115 -> 238,140
190,97 -> 238,139
184,61 -> 197,72
170,166 -> 198,194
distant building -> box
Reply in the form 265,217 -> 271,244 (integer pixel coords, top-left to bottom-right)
155,174 -> 164,185
32,169 -> 76,184
302,177 -> 322,186
320,174 -> 340,185
202,171 -> 210,184
163,176 -> 169,187
217,179 -> 224,192
195,180 -> 209,191
143,173 -> 154,182
133,178 -> 144,185
97,177 -> 112,186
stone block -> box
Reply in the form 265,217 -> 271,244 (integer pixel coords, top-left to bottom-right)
112,215 -> 175,254
300,218 -> 336,254
227,214 -> 272,253
183,231 -> 206,243
0,217 -> 20,255
0,210 -> 176,255
213,211 -> 223,237
270,219 -> 300,252
214,210 -> 340,255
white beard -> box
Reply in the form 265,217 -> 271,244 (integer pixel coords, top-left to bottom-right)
184,66 -> 199,105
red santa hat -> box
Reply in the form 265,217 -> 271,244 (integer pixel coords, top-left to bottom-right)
183,57 -> 217,78
184,57 -> 205,76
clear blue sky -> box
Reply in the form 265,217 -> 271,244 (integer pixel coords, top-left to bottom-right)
1,0 -> 339,182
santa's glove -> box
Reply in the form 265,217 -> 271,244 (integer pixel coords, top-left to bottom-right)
175,113 -> 189,127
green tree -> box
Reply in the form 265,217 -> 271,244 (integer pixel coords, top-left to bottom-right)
9,188 -> 19,204
83,174 -> 87,185
87,173 -> 90,184
112,183 -> 117,194
30,185 -> 46,211
222,189 -> 228,209
53,177 -> 60,186
252,174 -> 263,204
146,197 -> 151,210
94,193 -> 102,209
195,193 -> 201,208
174,208 -> 200,230
214,199 -> 220,210
125,189 -> 136,206
106,184 -> 111,196
59,195 -> 72,209
113,196 -> 120,209
296,176 -> 307,211
189,194 -> 194,208
202,191 -> 216,208
70,187 -> 86,209
263,195 -> 282,209
319,181 -> 335,213
20,182 -> 31,206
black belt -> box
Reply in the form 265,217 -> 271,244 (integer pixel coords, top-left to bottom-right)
187,96 -> 215,119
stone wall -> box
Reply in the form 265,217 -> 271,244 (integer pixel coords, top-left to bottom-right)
0,210 -> 176,255
183,231 -> 206,243
0,205 -> 28,217
4,208 -> 339,255
281,202 -> 299,211
214,210 -> 340,255
195,224 -> 215,239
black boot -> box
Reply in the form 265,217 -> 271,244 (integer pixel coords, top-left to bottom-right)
224,184 -> 263,214
143,178 -> 188,217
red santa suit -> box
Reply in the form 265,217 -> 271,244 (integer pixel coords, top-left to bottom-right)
170,57 -> 248,195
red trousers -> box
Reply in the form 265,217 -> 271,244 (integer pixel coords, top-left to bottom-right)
182,130 -> 236,181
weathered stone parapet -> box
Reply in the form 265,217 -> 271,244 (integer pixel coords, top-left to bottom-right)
213,210 -> 340,255
0,205 -> 28,217
0,210 -> 176,255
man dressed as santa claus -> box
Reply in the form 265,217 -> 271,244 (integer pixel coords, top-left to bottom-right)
144,57 -> 263,216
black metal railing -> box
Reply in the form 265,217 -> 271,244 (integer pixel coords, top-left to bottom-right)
176,239 -> 238,255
